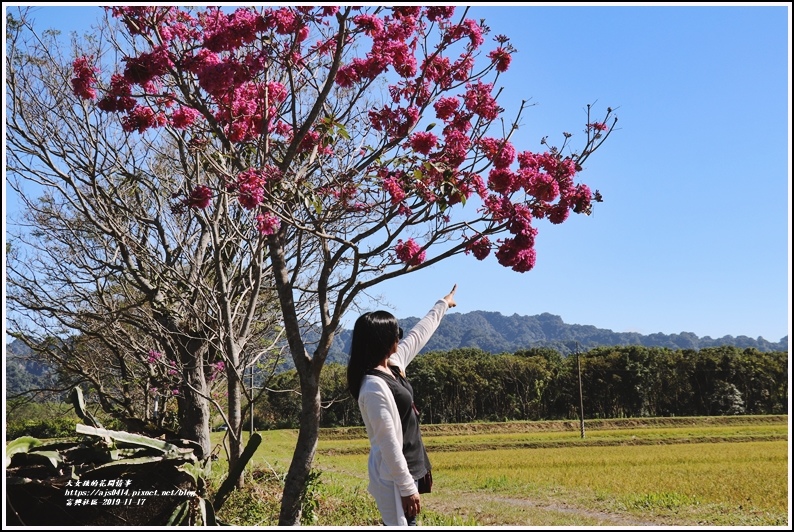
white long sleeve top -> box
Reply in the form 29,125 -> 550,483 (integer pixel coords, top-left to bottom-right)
357,299 -> 449,525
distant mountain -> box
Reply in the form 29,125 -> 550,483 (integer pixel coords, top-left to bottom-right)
5,339 -> 57,398
7,313 -> 788,383
324,311 -> 789,364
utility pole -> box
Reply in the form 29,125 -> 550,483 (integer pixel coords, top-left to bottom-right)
576,342 -> 585,439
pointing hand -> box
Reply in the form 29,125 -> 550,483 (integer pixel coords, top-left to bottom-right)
443,284 -> 457,308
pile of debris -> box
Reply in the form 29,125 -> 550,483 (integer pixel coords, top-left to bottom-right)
6,388 -> 215,526
6,424 -> 214,526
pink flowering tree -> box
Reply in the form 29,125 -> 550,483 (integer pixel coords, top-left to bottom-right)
63,5 -> 615,524
6,6 -> 292,496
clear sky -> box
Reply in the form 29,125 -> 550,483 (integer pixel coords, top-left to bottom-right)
4,3 -> 792,343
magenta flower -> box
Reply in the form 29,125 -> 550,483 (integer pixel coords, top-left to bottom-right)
479,138 -> 515,169
422,55 -> 452,86
256,212 -> 281,236
122,45 -> 173,86
488,47 -> 512,73
495,238 -> 536,272
71,56 -> 98,100
463,80 -> 499,121
525,172 -> 560,202
146,349 -> 163,364
121,105 -> 167,133
465,236 -> 491,260
547,203 -> 570,224
97,74 -> 135,113
352,14 -> 384,36
448,19 -> 484,48
201,7 -> 266,52
442,129 -> 470,167
426,6 -> 455,21
409,132 -> 438,155
187,185 -> 213,209
488,168 -> 517,195
237,168 -> 267,209
209,360 -> 226,382
395,238 -> 426,266
171,106 -> 200,129
507,205 -> 535,238
570,184 -> 593,214
382,177 -> 407,205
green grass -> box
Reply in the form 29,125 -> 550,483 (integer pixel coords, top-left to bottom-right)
210,416 -> 790,526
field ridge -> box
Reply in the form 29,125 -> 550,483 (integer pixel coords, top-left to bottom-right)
319,414 -> 788,440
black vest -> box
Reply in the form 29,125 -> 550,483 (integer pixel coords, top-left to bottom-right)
366,366 -> 431,479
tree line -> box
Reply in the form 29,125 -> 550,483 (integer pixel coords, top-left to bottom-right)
260,345 -> 788,428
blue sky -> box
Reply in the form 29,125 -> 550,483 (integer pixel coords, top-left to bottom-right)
385,4 -> 792,343
4,4 -> 792,342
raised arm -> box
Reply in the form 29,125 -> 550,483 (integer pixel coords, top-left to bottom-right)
390,284 -> 457,371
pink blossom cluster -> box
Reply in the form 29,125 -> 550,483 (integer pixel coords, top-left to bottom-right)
463,80 -> 500,121
208,360 -> 226,381
108,6 -> 194,40
448,172 -> 485,206
439,129 -> 471,167
298,130 -> 334,156
71,57 -> 98,100
145,348 -> 180,393
235,168 -> 268,209
487,47 -> 512,73
445,18 -> 484,49
478,137 -> 516,169
256,212 -> 280,236
495,238 -> 537,273
369,106 -> 420,139
408,131 -> 438,155
426,6 -> 456,22
395,238 -> 426,266
123,45 -> 173,85
146,349 -> 163,364
97,74 -> 136,113
336,10 -> 425,87
465,235 -> 491,260
382,176 -> 407,205
201,7 -> 267,52
121,105 -> 167,134
74,6 -> 602,274
171,106 -> 200,129
186,185 -> 213,210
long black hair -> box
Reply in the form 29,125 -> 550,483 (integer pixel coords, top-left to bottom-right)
347,310 -> 400,400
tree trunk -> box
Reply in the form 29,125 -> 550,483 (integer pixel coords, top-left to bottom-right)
227,359 -> 244,488
177,357 -> 212,460
277,375 -> 321,526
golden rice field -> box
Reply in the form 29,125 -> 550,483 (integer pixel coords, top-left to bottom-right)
214,415 -> 790,527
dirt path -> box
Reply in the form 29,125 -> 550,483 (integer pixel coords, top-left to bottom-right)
428,491 -> 672,527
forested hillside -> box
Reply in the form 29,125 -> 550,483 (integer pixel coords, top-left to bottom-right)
8,311 -> 788,394
6,340 -> 55,398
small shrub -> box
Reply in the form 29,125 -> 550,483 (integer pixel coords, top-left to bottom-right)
214,467 -> 283,526
5,417 -> 80,439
